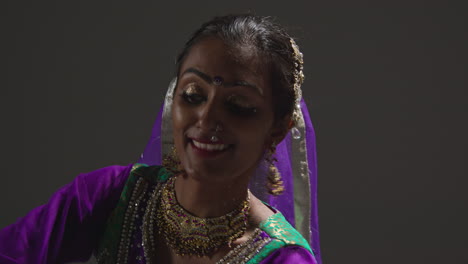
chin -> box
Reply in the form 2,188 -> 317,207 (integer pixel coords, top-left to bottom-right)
182,163 -> 237,183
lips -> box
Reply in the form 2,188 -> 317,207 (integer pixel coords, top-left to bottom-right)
192,139 -> 229,152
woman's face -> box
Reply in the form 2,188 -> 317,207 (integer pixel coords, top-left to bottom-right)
172,37 -> 282,183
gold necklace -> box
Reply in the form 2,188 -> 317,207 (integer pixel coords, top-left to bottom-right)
155,176 -> 250,257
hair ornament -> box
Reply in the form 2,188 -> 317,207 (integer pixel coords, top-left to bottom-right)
290,38 -> 305,139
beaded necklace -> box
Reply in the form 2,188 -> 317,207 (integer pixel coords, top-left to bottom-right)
155,176 -> 251,257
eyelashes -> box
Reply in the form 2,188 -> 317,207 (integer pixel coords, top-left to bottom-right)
226,95 -> 258,116
181,91 -> 205,104
180,84 -> 257,116
226,103 -> 257,116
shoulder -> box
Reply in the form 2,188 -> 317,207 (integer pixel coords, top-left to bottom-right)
112,164 -> 171,215
101,163 -> 172,208
94,164 -> 172,262
259,213 -> 311,251
74,164 -> 133,185
58,164 -> 134,199
128,163 -> 173,184
248,212 -> 315,264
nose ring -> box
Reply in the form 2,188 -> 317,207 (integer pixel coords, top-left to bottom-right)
211,124 -> 222,142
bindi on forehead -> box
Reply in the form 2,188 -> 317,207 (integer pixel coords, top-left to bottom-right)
213,76 -> 223,86
178,37 -> 270,96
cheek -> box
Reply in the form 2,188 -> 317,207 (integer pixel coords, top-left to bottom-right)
172,100 -> 193,130
171,105 -> 183,130
233,128 -> 271,169
171,102 -> 194,150
234,116 -> 274,150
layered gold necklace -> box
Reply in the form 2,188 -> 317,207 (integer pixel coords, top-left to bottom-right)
155,176 -> 251,257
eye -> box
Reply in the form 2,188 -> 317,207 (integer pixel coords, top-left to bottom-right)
227,104 -> 258,116
180,83 -> 205,105
226,95 -> 258,116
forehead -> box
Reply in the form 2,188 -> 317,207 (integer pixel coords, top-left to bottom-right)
179,37 -> 269,82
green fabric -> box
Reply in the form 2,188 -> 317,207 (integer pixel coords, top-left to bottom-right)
247,213 -> 313,264
132,163 -> 172,184
94,164 -> 172,263
94,163 -> 147,263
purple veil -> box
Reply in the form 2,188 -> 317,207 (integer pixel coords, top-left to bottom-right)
138,79 -> 321,263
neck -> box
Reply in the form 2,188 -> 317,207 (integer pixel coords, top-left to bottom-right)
174,173 -> 250,218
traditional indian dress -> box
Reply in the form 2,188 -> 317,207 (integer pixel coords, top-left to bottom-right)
0,79 -> 321,264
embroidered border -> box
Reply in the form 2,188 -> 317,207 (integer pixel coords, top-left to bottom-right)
217,229 -> 271,264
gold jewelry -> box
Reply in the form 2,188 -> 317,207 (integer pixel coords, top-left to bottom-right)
156,176 -> 251,256
210,124 -> 223,142
290,38 -> 305,139
266,143 -> 284,195
162,146 -> 183,174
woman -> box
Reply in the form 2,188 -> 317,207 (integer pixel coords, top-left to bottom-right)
0,14 -> 320,264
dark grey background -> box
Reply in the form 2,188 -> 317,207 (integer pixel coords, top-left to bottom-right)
1,1 -> 467,263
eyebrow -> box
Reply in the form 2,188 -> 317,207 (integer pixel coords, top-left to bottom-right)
181,67 -> 263,95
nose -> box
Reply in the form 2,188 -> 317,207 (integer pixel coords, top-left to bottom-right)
197,98 -> 220,132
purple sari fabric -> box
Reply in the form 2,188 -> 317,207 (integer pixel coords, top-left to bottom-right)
0,165 -> 132,264
260,246 -> 317,264
0,164 -> 315,264
267,100 -> 321,261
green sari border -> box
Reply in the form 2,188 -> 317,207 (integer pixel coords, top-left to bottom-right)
94,163 -> 147,263
247,213 -> 313,264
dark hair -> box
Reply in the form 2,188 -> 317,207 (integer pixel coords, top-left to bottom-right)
176,14 -> 300,125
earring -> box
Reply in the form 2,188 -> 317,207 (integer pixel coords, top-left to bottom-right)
266,143 -> 284,196
162,146 -> 183,174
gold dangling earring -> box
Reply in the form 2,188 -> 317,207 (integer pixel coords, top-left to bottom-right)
266,143 -> 284,196
162,146 -> 183,174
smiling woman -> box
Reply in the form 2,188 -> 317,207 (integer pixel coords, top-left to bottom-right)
0,14 -> 320,264
173,37 -> 276,186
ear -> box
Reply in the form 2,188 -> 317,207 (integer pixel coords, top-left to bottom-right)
266,116 -> 291,148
